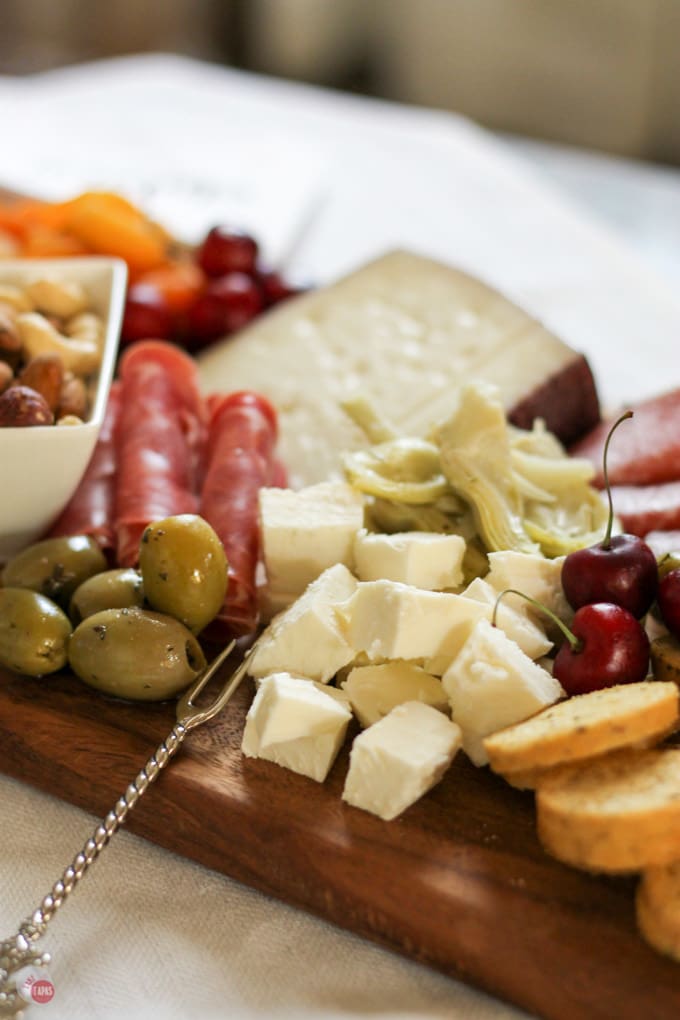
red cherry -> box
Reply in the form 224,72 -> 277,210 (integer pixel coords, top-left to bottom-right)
187,272 -> 263,346
657,569 -> 680,637
121,283 -> 173,345
197,226 -> 259,277
553,602 -> 650,696
562,410 -> 658,617
258,269 -> 303,307
561,534 -> 657,619
186,291 -> 227,345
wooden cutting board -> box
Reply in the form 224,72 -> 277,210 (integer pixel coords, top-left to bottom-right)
1,663 -> 679,1020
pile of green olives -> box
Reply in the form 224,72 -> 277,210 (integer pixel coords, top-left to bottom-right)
0,514 -> 228,702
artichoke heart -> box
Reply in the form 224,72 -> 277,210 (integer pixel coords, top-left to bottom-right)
436,383 -> 538,554
367,492 -> 473,536
342,437 -> 449,504
510,447 -> 596,495
524,486 -> 611,557
341,381 -> 611,562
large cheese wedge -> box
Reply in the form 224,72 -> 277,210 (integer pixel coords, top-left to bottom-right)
197,250 -> 599,487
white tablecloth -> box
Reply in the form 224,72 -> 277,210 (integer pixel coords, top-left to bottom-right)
2,54 -> 680,1020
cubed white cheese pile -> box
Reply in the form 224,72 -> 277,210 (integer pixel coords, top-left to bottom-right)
242,672 -> 352,782
242,483 -> 565,821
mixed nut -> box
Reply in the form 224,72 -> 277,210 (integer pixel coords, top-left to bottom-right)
0,276 -> 104,427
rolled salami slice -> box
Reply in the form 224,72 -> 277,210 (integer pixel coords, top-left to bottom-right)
571,388 -> 680,488
115,340 -> 206,566
47,381 -> 122,553
610,481 -> 680,538
201,390 -> 279,637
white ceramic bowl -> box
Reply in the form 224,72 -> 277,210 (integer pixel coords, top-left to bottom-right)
0,256 -> 127,563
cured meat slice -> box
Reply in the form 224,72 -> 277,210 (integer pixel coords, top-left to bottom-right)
610,482 -> 680,538
270,459 -> 288,489
570,388 -> 680,488
115,340 -> 206,566
200,391 -> 279,637
47,381 -> 122,553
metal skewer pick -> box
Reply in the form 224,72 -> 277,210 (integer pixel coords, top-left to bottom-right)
0,640 -> 250,1017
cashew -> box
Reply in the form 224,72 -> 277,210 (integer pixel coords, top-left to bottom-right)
56,414 -> 84,426
66,312 -> 105,344
26,277 -> 89,319
0,284 -> 31,312
16,312 -> 101,376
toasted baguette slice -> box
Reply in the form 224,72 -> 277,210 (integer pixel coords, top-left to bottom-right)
537,748 -> 680,873
484,681 -> 679,777
501,766 -> 555,790
636,862 -> 680,961
498,739 -> 668,791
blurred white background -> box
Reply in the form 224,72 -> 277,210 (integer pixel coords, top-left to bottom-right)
1,0 -> 679,164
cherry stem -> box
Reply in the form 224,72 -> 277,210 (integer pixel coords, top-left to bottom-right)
602,410 -> 633,549
493,588 -> 582,653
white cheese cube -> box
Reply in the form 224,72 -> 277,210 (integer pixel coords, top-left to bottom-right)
485,551 -> 570,624
242,672 -> 352,782
442,618 -> 564,766
342,701 -> 461,820
353,529 -> 465,590
462,577 -> 553,660
249,563 -> 358,683
339,580 -> 487,663
259,481 -> 364,596
342,662 -> 448,728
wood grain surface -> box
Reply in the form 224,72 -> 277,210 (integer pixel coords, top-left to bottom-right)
0,663 -> 679,1020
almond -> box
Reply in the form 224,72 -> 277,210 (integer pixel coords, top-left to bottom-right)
17,354 -> 64,412
57,373 -> 88,419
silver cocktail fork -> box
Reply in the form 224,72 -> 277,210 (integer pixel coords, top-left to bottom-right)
0,640 -> 250,1017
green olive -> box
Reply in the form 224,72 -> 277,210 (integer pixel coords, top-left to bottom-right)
69,568 -> 144,624
68,607 -> 207,701
139,515 -> 228,634
0,587 -> 72,676
2,535 -> 108,609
